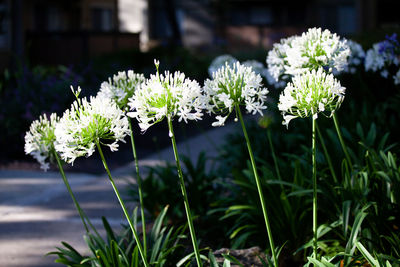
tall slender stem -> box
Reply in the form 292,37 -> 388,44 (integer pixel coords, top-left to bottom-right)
312,118 -> 318,260
332,114 -> 353,170
236,105 -> 277,267
54,152 -> 89,233
95,141 -> 149,267
167,116 -> 203,267
267,129 -> 282,182
128,118 -> 147,257
315,122 -> 338,183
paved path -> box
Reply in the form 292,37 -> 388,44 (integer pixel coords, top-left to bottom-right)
0,122 -> 238,267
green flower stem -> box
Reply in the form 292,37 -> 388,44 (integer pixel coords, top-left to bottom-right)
128,118 -> 147,257
267,129 -> 282,182
95,141 -> 149,267
167,116 -> 203,267
236,104 -> 277,267
55,151 -> 101,238
54,151 -> 90,233
315,122 -> 338,183
333,114 -> 353,170
312,118 -> 318,260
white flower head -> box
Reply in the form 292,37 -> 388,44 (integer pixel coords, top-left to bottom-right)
286,28 -> 350,75
204,62 -> 269,127
24,113 -> 59,171
267,28 -> 350,84
278,68 -> 345,127
55,94 -> 130,164
208,54 -> 239,77
97,70 -> 145,111
127,60 -> 204,132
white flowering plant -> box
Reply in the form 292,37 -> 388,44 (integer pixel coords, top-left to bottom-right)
128,60 -> 204,132
128,60 -> 204,266
25,112 -> 99,235
266,28 -> 350,87
272,29 -> 353,262
97,70 -> 145,111
278,68 -> 346,127
205,60 -> 277,266
55,87 -> 130,164
24,113 -> 59,171
98,69 -> 149,256
54,86 -> 149,265
204,61 -> 269,126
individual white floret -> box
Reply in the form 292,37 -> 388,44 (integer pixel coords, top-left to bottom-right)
55,93 -> 129,164
97,70 -> 145,111
208,54 -> 239,77
278,68 -> 345,127
24,113 -> 59,171
204,62 -> 269,127
127,60 -> 204,132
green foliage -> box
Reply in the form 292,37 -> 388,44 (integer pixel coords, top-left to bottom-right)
49,206 -> 186,266
127,152 -> 230,248
213,111 -> 400,265
128,152 -> 220,219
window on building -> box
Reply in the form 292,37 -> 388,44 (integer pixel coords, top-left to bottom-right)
34,4 -> 64,32
91,7 -> 113,31
338,5 -> 356,34
47,6 -> 63,32
250,7 -> 273,25
0,1 -> 8,48
229,6 -> 273,26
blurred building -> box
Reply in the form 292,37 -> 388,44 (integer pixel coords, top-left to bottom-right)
0,0 -> 140,68
0,0 -> 399,69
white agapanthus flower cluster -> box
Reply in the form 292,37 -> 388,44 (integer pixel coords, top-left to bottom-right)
24,113 -> 59,171
278,68 -> 345,127
286,28 -> 350,75
208,54 -> 238,77
204,62 -> 269,127
128,61 -> 204,132
267,28 -> 350,84
55,92 -> 130,164
342,40 -> 365,74
97,70 -> 145,110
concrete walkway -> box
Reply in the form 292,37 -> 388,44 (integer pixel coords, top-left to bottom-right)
0,122 -> 238,267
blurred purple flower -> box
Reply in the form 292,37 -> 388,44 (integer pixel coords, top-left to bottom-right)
378,33 -> 399,56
